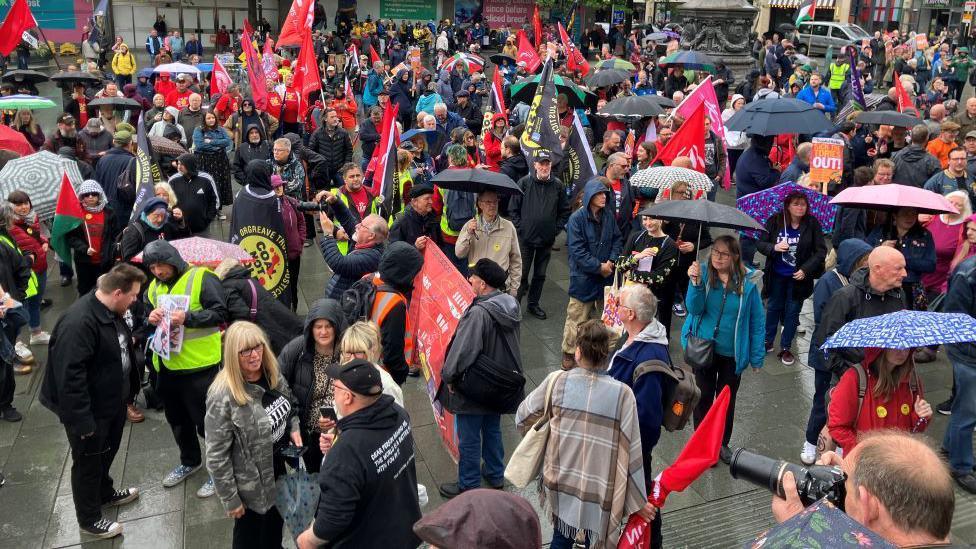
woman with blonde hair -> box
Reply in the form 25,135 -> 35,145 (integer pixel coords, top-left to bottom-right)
339,321 -> 403,407
205,321 -> 301,548
923,190 -> 972,299
10,108 -> 44,151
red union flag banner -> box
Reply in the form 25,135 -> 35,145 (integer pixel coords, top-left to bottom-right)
409,245 -> 475,462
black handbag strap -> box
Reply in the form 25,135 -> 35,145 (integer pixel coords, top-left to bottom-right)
693,285 -> 729,341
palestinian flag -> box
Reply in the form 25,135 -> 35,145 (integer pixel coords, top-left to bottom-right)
795,0 -> 816,26
50,172 -> 85,265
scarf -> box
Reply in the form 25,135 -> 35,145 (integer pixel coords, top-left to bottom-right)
13,208 -> 36,225
478,213 -> 498,235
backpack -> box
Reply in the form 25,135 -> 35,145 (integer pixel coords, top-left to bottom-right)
339,275 -> 377,326
849,362 -> 921,425
112,222 -> 146,264
445,189 -> 476,233
632,359 -> 700,432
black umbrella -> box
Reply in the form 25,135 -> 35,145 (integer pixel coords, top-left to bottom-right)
51,71 -> 103,88
489,53 -> 516,66
644,95 -> 676,109
724,98 -> 836,135
598,95 -> 665,118
89,97 -> 142,110
431,168 -> 522,195
639,199 -> 765,263
0,69 -> 49,84
853,110 -> 922,128
586,69 -> 631,88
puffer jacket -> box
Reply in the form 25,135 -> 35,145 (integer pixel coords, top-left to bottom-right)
307,125 -> 353,175
892,145 -> 941,188
10,213 -> 48,274
566,179 -> 623,302
219,265 -> 302,354
808,239 -> 873,371
205,374 -> 300,514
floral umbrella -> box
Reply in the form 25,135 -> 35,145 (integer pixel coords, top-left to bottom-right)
440,52 -> 485,73
736,181 -> 838,238
131,236 -> 254,268
746,499 -> 895,549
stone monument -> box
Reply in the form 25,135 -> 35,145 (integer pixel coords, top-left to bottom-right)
675,0 -> 759,79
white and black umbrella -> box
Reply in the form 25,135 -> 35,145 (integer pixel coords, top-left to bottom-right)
0,151 -> 83,220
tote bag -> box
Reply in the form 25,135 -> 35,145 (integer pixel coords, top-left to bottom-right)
504,371 -> 562,488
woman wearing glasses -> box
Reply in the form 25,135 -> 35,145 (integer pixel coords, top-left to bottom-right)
205,321 -> 301,549
65,180 -> 115,296
682,235 -> 765,464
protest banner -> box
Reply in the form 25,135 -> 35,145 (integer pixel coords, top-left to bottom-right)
409,245 -> 475,462
482,0 -> 535,29
809,137 -> 845,194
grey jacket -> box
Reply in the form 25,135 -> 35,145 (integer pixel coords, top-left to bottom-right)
204,374 -> 300,514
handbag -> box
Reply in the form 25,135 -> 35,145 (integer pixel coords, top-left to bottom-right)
504,371 -> 562,489
276,459 -> 321,540
683,287 -> 729,373
601,269 -> 626,336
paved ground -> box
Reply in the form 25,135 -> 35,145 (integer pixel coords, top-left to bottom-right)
1,80 -> 975,548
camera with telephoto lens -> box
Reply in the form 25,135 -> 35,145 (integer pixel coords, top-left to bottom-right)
295,199 -> 329,213
729,448 -> 847,510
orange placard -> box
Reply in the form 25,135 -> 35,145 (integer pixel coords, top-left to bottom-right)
809,137 -> 845,194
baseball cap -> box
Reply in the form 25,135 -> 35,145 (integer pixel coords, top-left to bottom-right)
400,141 -> 419,152
57,113 -> 76,125
326,359 -> 383,396
966,131 -> 976,140
534,150 -> 552,162
327,65 -> 336,71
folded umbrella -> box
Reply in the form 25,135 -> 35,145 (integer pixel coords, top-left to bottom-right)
0,124 -> 34,156
660,50 -> 717,72
89,97 -> 143,110
131,236 -> 254,268
1,69 -> 49,84
631,166 -> 713,195
830,183 -> 958,215
821,310 -> 976,350
746,499 -> 895,549
0,95 -> 57,110
597,94 -> 665,118
149,135 -> 188,157
0,151 -> 84,220
853,110 -> 922,127
736,182 -> 838,238
586,69 -> 631,88
725,98 -> 836,136
431,168 -> 522,195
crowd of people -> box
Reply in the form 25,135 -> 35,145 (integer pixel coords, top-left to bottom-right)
0,7 -> 973,549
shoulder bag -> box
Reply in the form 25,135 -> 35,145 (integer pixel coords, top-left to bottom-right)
504,371 -> 562,489
683,286 -> 729,373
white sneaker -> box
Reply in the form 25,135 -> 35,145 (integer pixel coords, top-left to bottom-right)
800,441 -> 817,465
29,331 -> 50,345
196,476 -> 215,498
14,341 -> 34,364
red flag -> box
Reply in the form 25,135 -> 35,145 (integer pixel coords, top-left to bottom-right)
516,30 -> 541,74
369,44 -> 381,66
372,104 -> 400,204
211,55 -> 231,96
558,22 -> 589,77
344,75 -> 352,99
651,103 -> 707,169
293,29 -> 322,102
276,0 -> 315,47
241,27 -> 269,111
491,67 -> 506,113
0,0 -> 37,57
674,76 -> 732,190
893,72 -> 918,116
242,18 -> 254,38
532,5 -> 543,50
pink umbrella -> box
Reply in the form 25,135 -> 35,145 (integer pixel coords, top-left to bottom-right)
131,236 -> 254,268
830,184 -> 959,215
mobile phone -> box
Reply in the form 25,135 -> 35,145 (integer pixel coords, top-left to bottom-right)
279,445 -> 307,458
320,406 -> 337,424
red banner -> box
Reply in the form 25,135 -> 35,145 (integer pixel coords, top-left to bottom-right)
409,245 -> 475,462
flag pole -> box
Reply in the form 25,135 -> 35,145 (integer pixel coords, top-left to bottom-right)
34,25 -> 62,71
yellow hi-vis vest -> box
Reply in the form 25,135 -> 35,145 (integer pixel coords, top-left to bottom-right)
828,63 -> 849,90
147,267 -> 222,372
438,188 -> 460,238
0,235 -> 37,299
335,190 -> 380,255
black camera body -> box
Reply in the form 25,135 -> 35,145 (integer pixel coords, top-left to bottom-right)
730,448 -> 847,510
295,200 -> 329,213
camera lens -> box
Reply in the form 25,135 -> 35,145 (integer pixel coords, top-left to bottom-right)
729,448 -> 789,498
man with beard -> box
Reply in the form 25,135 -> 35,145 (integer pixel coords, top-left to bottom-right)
231,125 -> 270,185
44,113 -> 87,160
179,93 -> 204,143
165,74 -> 192,109
308,108 -> 353,188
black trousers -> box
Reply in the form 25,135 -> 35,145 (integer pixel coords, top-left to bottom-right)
0,306 -> 27,409
300,428 -> 325,473
158,366 -> 216,468
692,354 -> 741,446
518,243 -> 552,306
75,261 -> 104,296
288,257 -> 301,312
642,455 -> 664,549
232,507 -> 284,549
66,407 -> 126,525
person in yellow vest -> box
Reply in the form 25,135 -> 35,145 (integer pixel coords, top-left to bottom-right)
0,202 -> 34,401
827,53 -> 850,110
332,162 -> 384,255
369,241 -> 423,382
437,145 -> 478,276
142,239 -> 227,499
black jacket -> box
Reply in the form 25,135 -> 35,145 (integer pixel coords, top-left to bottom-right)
892,144 -> 941,188
813,267 -> 906,373
277,298 -> 345,434
94,146 -> 137,227
945,256 -> 976,365
221,264 -> 302,355
308,125 -> 353,175
663,218 -> 713,270
456,101 -> 483,134
168,154 -> 220,234
359,118 -> 381,161
141,239 -> 229,334
312,395 -> 421,548
508,174 -> 572,247
232,131 -> 271,184
0,229 -> 31,301
389,206 -> 441,247
756,214 -> 828,301
41,292 -> 138,436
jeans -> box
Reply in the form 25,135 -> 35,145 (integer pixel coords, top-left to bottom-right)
551,529 -> 589,549
25,271 -> 46,330
943,360 -> 976,475
765,273 -> 802,350
440,242 -> 470,277
158,366 -> 217,468
456,413 -> 504,490
66,408 -> 126,525
518,243 -> 552,306
60,260 -> 74,279
805,368 -> 833,445
693,354 -> 741,446
232,507 -> 284,549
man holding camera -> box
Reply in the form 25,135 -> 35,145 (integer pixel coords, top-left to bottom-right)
770,431 -> 953,547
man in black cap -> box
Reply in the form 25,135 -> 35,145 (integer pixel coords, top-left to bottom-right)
508,150 -> 572,320
436,259 -> 523,499
454,90 -> 482,134
296,359 -> 422,548
389,185 -> 442,250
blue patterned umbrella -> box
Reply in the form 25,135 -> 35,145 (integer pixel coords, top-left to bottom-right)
821,311 -> 976,351
736,181 -> 838,239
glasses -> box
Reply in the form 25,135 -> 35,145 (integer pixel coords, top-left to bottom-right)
711,249 -> 732,260
238,343 -> 263,358
81,192 -> 100,198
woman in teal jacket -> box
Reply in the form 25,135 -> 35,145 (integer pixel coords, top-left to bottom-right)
193,111 -> 234,208
681,234 -> 765,463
